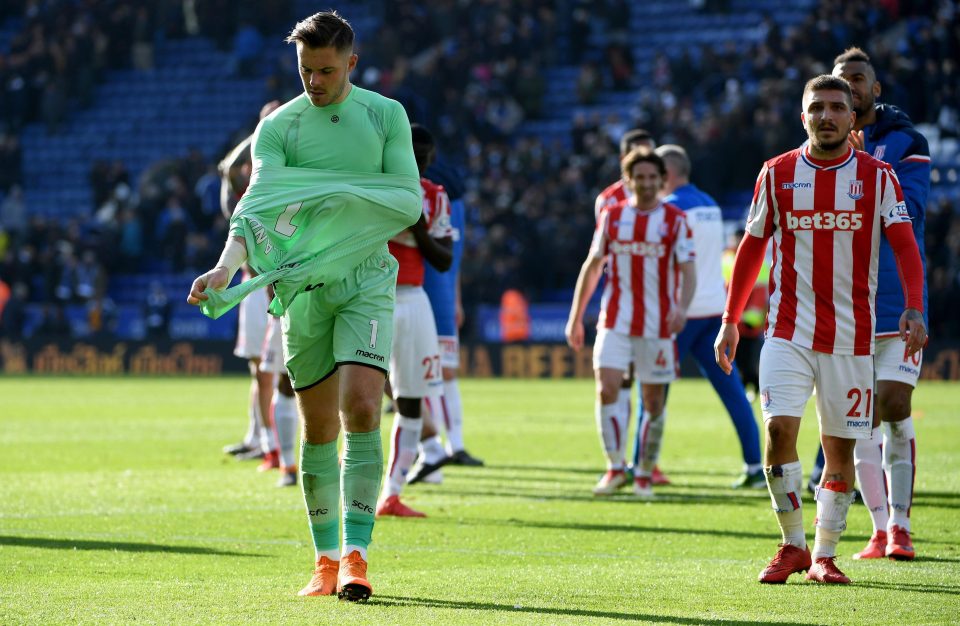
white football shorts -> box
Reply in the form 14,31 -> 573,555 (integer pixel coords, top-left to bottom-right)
259,315 -> 287,375
758,337 -> 874,439
389,286 -> 443,398
234,284 -> 269,360
874,335 -> 922,387
593,328 -> 676,384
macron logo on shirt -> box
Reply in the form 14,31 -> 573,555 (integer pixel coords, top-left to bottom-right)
781,182 -> 812,189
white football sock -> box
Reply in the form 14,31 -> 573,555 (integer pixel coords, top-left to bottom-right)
883,418 -> 916,532
765,462 -> 806,548
244,391 -> 261,447
812,482 -> 854,559
442,380 -> 465,454
273,390 -> 298,467
618,386 -> 632,438
383,414 -> 422,497
854,427 -> 889,533
596,402 -> 627,470
342,545 -> 367,560
420,435 -> 447,465
637,409 -> 666,475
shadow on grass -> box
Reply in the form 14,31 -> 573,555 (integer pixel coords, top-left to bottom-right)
372,595 -> 819,624
854,580 -> 960,595
0,534 -> 261,557
488,464 -> 738,479
442,486 -> 769,509
450,516 -> 784,542
912,554 -> 960,564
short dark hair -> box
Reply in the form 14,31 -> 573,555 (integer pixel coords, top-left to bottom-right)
285,11 -> 354,51
802,74 -> 854,109
621,146 -> 665,178
411,123 -> 435,149
833,46 -> 872,68
619,129 -> 656,156
411,123 -> 435,172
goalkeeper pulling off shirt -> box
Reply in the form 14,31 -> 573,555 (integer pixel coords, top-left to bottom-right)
186,11 -> 421,602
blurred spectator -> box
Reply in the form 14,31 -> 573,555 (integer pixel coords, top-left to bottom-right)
36,303 -> 72,337
0,134 -> 22,191
144,281 -> 171,338
131,5 -> 156,71
0,282 -> 28,338
75,250 -> 104,301
1,185 -> 27,238
87,294 -> 117,338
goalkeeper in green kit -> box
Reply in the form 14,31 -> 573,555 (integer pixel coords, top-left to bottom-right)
186,11 -> 421,602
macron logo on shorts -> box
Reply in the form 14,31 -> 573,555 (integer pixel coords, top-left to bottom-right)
355,348 -> 385,363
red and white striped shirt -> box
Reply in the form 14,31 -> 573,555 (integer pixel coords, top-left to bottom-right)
594,179 -> 631,221
590,200 -> 695,338
389,178 -> 452,286
745,146 -> 911,355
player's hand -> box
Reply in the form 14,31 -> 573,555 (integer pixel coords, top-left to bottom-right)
667,307 -> 688,335
186,266 -> 230,305
455,300 -> 465,328
714,322 -> 740,375
847,129 -> 865,152
565,319 -> 584,351
899,308 -> 926,357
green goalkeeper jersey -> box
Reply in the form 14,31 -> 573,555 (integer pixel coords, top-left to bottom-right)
200,87 -> 420,319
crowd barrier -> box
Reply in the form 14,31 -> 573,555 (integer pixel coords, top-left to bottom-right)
2,338 -> 959,380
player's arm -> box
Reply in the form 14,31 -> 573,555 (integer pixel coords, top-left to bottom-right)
250,117 -> 286,170
893,132 -> 932,222
879,169 -> 926,355
383,102 -> 421,179
667,216 -> 697,334
566,254 -> 605,352
218,135 -> 254,219
186,236 -> 247,305
455,273 -> 464,328
715,164 -> 774,374
715,234 -> 768,373
669,260 -> 697,334
566,212 -> 608,351
411,215 -> 453,271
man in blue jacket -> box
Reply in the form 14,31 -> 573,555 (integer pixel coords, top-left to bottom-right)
809,47 -> 930,561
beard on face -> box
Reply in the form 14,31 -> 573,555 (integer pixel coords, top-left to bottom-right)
810,134 -> 848,152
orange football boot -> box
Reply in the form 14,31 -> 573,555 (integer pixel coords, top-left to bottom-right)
886,525 -> 915,560
852,530 -> 887,559
376,495 -> 426,518
297,556 -> 339,596
337,551 -> 372,602
758,544 -> 812,583
805,557 -> 851,584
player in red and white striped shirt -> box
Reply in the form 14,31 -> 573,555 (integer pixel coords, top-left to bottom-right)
715,75 -> 926,585
593,129 -> 674,486
568,147 -> 696,499
378,124 -> 453,518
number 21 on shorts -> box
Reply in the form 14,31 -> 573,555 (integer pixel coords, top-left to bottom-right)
846,387 -> 873,418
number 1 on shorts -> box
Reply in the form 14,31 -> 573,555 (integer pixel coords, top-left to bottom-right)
369,319 -> 378,348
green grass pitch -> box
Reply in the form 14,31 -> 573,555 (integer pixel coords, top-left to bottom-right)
1,376 -> 958,625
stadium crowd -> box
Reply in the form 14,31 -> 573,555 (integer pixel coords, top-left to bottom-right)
1,0 -> 959,341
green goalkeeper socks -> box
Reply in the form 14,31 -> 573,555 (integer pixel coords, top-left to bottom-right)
300,440 -> 340,555
341,430 -> 383,550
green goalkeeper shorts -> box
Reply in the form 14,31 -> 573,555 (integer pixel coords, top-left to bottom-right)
281,248 -> 397,390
